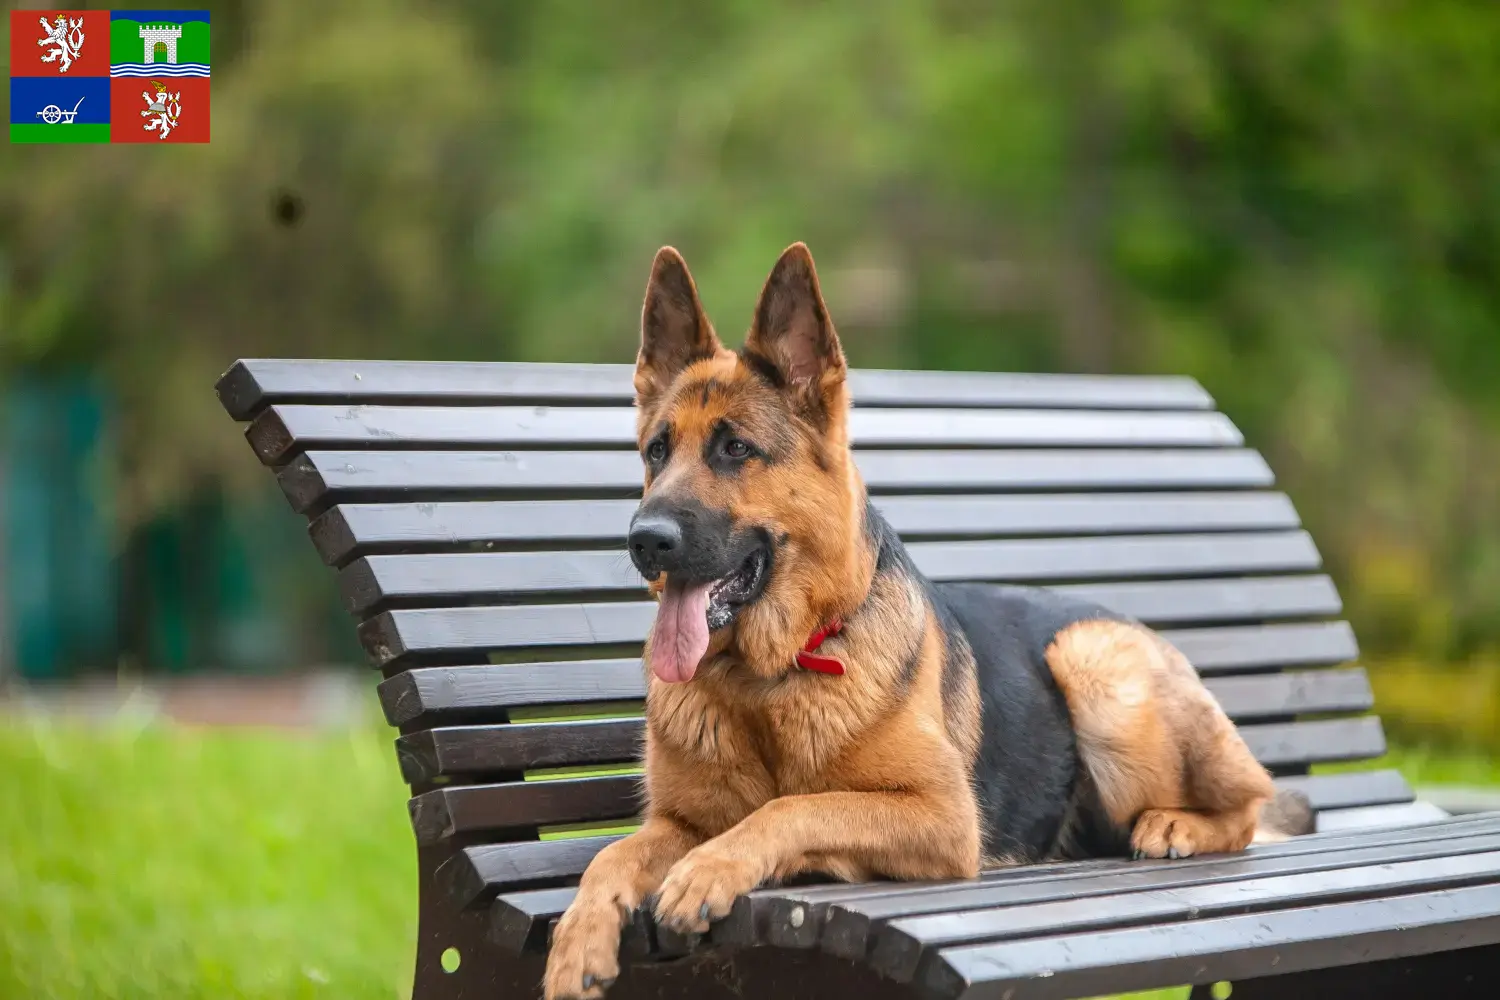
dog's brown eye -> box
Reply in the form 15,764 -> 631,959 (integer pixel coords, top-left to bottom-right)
724,438 -> 750,459
646,440 -> 667,462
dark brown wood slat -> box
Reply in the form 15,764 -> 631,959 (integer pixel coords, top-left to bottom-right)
359,601 -> 657,668
308,492 -> 1305,566
377,654 -> 1367,731
490,887 -> 581,952
248,404 -> 1244,464
823,817 -> 1460,968
217,360 -> 1215,420
871,831 -> 1500,979
486,806 -> 1494,958
1317,800 -> 1453,833
396,720 -> 642,782
925,878 -> 1500,1000
1166,620 -> 1359,672
339,531 -> 1323,615
377,658 -> 644,726
898,848 -> 1500,994
1200,668 -> 1373,719
388,673 -> 1377,779
435,836 -> 624,910
1274,769 -> 1413,812
1239,717 -> 1386,767
842,806 -> 1464,970
277,448 -> 1277,514
756,813 -> 1499,957
762,779 -> 1440,941
397,719 -> 1382,844
276,450 -> 644,514
358,576 -> 1343,667
408,776 -> 640,846
398,722 -> 636,781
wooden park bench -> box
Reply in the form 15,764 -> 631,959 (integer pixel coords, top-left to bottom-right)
216,359 -> 1500,1000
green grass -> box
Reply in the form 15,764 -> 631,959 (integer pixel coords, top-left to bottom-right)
1,718 -> 1494,1000
0,719 -> 416,999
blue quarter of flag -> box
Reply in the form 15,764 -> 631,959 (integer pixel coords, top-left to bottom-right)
109,9 -> 211,22
10,77 -> 111,127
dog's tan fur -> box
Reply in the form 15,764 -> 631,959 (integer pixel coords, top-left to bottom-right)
543,244 -> 1292,1000
1045,621 -> 1275,858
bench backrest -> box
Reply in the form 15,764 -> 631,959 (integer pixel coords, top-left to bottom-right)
217,359 -> 1390,898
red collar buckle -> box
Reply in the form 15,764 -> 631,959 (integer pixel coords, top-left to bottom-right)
794,617 -> 845,675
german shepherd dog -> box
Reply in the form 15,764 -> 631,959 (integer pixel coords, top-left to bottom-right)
543,243 -> 1313,1000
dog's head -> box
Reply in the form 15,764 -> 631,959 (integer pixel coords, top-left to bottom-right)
629,243 -> 868,683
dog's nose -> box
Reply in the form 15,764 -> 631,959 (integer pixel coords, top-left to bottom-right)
628,515 -> 684,576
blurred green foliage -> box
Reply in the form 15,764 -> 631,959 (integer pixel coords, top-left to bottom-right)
3,0 -> 1499,678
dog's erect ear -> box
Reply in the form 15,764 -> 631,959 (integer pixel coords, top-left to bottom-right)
743,243 -> 847,421
635,247 -> 721,405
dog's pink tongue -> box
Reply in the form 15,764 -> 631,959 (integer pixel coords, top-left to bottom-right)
649,580 -> 713,683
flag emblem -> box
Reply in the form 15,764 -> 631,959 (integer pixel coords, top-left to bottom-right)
36,13 -> 86,72
36,95 -> 86,123
140,81 -> 183,140
9,9 -> 209,143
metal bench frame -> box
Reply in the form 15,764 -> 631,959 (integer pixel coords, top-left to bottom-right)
217,358 -> 1500,1000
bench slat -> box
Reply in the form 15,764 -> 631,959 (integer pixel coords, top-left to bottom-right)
819,779 -> 1440,964
1273,770 -> 1412,812
391,671 -> 1375,780
377,628 -> 1362,727
1199,667 -> 1372,719
277,448 -> 1276,514
309,492 -> 1304,566
484,804 -> 1492,954
397,719 -> 643,780
897,846 -> 1500,993
1243,716 -> 1385,766
340,531 -> 1323,614
926,876 -> 1500,1000
435,836 -> 624,910
216,360 -> 1215,420
358,576 -> 1342,667
1161,620 -> 1358,671
746,773 -> 1442,929
1316,800 -> 1453,832
248,404 -> 1244,464
378,659 -> 644,726
404,719 -> 1384,845
408,775 -> 639,845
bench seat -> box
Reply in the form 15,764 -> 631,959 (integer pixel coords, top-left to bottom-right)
216,358 -> 1500,1000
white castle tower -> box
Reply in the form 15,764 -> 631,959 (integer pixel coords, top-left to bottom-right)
139,24 -> 183,65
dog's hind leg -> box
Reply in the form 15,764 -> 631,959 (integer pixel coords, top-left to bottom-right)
1044,620 -> 1278,859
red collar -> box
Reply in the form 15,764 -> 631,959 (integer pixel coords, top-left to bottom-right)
795,618 -> 845,675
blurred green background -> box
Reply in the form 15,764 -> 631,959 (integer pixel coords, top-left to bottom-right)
2,2 -> 1500,996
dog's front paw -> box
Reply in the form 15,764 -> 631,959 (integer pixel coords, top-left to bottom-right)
653,847 -> 762,935
1131,808 -> 1204,860
544,901 -> 623,1000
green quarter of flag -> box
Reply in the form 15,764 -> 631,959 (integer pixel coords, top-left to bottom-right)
110,10 -> 211,78
10,123 -> 111,144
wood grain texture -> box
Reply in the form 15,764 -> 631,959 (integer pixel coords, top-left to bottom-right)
376,652 -> 1367,729
275,448 -> 1277,514
308,491 -> 1304,566
216,359 -> 1214,420
387,671 -> 1378,778
338,530 -> 1323,614
357,575 -> 1343,667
